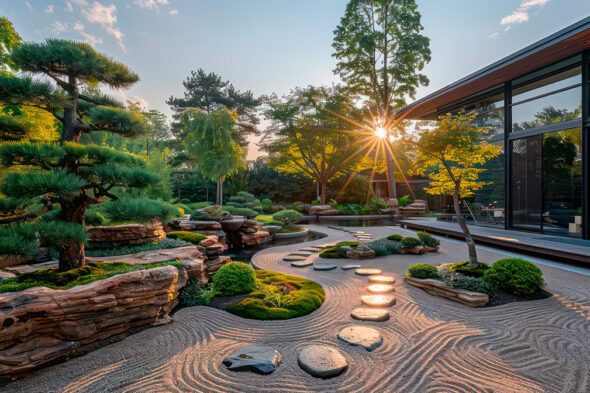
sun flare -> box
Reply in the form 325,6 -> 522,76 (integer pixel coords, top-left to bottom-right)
375,127 -> 387,138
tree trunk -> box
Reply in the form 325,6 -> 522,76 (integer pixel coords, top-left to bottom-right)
452,188 -> 478,266
320,180 -> 327,205
385,148 -> 397,200
61,75 -> 80,143
216,178 -> 223,206
57,201 -> 86,271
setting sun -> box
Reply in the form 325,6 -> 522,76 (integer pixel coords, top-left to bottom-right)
375,127 -> 387,138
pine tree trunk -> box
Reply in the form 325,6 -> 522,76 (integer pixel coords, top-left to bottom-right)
216,179 -> 223,206
385,148 -> 397,200
452,188 -> 478,266
58,201 -> 86,271
320,180 -> 327,205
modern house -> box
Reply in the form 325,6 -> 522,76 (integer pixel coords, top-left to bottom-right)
397,17 -> 590,242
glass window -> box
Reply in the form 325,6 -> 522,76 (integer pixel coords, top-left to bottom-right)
512,67 -> 581,103
473,109 -> 504,141
472,141 -> 505,226
512,86 -> 582,131
511,136 -> 543,232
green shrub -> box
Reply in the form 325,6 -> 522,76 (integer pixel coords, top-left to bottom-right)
398,195 -> 413,208
335,241 -> 360,247
318,242 -> 358,259
310,200 -> 320,206
85,210 -> 107,226
438,265 -> 495,295
174,203 -> 192,215
212,261 -> 257,296
188,201 -> 213,210
190,209 -> 231,221
417,231 -> 440,248
83,237 -> 192,258
167,231 -> 206,244
483,258 -> 544,296
408,264 -> 439,279
179,280 -> 215,306
272,210 -> 302,225
449,261 -> 490,277
229,191 -> 258,204
367,238 -> 401,256
226,270 -> 325,320
370,197 -> 388,209
104,197 -> 181,223
178,198 -> 191,204
261,198 -> 272,212
254,215 -> 284,226
386,234 -> 403,242
224,206 -> 259,217
401,237 -> 422,250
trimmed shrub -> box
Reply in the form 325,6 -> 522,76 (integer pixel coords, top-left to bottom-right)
367,238 -> 401,256
261,198 -> 272,212
190,209 -> 231,221
386,234 -> 403,242
254,215 -> 284,226
189,201 -> 212,210
104,197 -> 181,223
449,261 -> 490,277
417,231 -> 440,248
310,200 -> 320,206
212,261 -> 257,296
319,241 -> 359,259
408,264 -> 439,279
272,210 -> 302,225
224,206 -> 259,217
179,280 -> 215,306
85,210 -> 107,226
438,264 -> 495,295
483,258 -> 544,296
401,237 -> 422,250
167,231 -> 206,244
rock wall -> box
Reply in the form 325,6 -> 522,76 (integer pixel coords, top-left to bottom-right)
86,221 -> 166,248
0,265 -> 187,376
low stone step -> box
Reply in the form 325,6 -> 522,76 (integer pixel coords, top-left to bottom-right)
355,268 -> 382,276
337,326 -> 383,352
314,264 -> 337,271
341,264 -> 361,270
298,345 -> 348,378
291,260 -> 313,268
300,248 -> 319,253
290,252 -> 312,257
350,308 -> 390,322
368,276 -> 395,284
283,256 -> 306,262
360,294 -> 396,307
367,284 -> 395,294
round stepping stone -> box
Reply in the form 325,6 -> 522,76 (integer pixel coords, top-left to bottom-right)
314,264 -> 337,271
351,307 -> 390,322
290,252 -> 312,257
368,275 -> 395,284
300,248 -> 319,253
337,326 -> 383,351
341,264 -> 361,270
355,268 -> 382,276
361,294 -> 396,307
222,345 -> 281,375
367,284 -> 395,294
297,345 -> 348,378
292,260 -> 313,268
283,256 -> 306,262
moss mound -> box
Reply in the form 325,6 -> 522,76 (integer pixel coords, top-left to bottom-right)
226,270 -> 325,320
212,261 -> 257,296
407,263 -> 439,279
0,261 -> 181,293
449,261 -> 490,277
319,241 -> 359,259
167,231 -> 206,244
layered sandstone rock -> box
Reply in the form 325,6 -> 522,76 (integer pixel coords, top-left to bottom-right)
309,205 -> 341,215
87,221 -> 166,248
0,266 -> 187,375
405,276 -> 489,307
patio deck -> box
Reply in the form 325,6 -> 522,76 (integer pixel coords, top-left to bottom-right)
399,219 -> 590,265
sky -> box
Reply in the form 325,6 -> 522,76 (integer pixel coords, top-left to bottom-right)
1,0 -> 589,159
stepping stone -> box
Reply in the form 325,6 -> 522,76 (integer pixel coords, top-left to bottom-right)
283,256 -> 306,262
300,248 -> 319,253
355,268 -> 382,276
314,264 -> 337,271
368,276 -> 395,284
290,252 -> 312,257
222,345 -> 281,375
337,326 -> 383,351
367,284 -> 395,294
297,345 -> 348,378
350,307 -> 390,322
341,264 -> 361,270
292,260 -> 313,268
361,294 -> 396,307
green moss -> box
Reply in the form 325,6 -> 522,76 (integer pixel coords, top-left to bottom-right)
407,263 -> 439,279
254,215 -> 284,226
0,260 -> 182,293
387,234 -> 403,242
449,261 -> 490,277
278,225 -> 306,234
167,231 -> 206,244
226,270 -> 325,320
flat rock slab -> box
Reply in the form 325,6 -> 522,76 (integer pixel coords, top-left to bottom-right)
283,256 -> 306,262
341,264 -> 361,270
222,345 -> 281,375
368,276 -> 395,284
314,264 -> 337,271
300,248 -> 319,253
291,260 -> 313,268
367,284 -> 395,294
298,345 -> 348,378
337,326 -> 383,351
290,252 -> 312,257
361,294 -> 396,307
350,308 -> 390,322
355,268 -> 382,276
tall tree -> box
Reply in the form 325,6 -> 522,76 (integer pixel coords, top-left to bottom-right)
264,86 -> 370,204
410,110 -> 501,266
0,39 -> 156,271
332,0 -> 431,199
181,109 -> 244,205
0,17 -> 21,76
167,69 -> 260,147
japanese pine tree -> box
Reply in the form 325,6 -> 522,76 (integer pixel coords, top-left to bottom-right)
0,39 -> 158,271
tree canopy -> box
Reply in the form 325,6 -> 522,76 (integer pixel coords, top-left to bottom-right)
0,17 -> 22,75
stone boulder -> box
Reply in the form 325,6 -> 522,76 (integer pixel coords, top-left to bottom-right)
0,266 -> 187,376
177,220 -> 222,231
86,221 -> 165,248
220,219 -> 245,232
309,205 -> 341,216
222,345 -> 281,375
346,242 -> 376,260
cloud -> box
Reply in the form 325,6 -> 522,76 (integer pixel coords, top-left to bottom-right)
51,20 -> 68,33
65,1 -> 74,12
111,90 -> 149,109
489,32 -> 499,39
500,0 -> 549,26
73,21 -> 103,47
25,1 -> 33,11
136,0 -> 169,9
169,8 -> 178,15
81,2 -> 126,52
71,0 -> 89,5
45,4 -> 55,13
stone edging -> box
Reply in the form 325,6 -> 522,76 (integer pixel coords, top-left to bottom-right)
274,227 -> 309,239
404,276 -> 489,307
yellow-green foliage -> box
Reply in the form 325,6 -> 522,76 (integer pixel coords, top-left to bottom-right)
226,270 -> 325,320
167,231 -> 206,244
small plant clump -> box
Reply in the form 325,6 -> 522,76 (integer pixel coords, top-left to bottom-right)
82,238 -> 193,258
254,215 -> 284,226
261,198 -> 272,212
407,263 -> 439,279
319,241 -> 359,259
387,234 -> 403,242
212,261 -> 257,296
167,231 -> 206,244
272,210 -> 303,225
179,280 -> 215,306
417,231 -> 440,248
400,236 -> 422,250
438,264 -> 495,295
367,238 -> 401,256
449,261 -> 490,277
483,258 -> 544,296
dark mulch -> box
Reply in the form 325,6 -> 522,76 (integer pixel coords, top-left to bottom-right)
208,294 -> 250,310
486,288 -> 553,307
